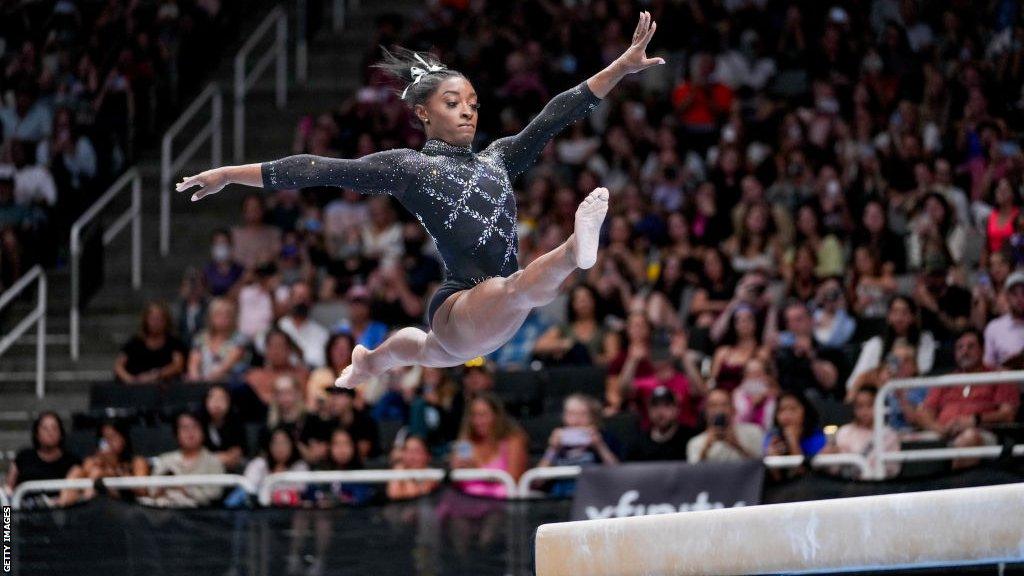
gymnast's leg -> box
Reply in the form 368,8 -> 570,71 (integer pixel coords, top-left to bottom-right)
335,187 -> 608,387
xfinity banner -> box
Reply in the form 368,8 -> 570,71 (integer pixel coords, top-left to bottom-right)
570,460 -> 764,521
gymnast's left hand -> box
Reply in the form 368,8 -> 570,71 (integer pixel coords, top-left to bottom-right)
176,167 -> 230,202
616,11 -> 665,74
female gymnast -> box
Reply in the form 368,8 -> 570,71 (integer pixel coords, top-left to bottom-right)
177,12 -> 665,389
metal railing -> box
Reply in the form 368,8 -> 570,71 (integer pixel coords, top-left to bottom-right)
0,487 -> 9,507
11,474 -> 255,510
873,370 -> 1024,478
0,266 -> 47,398
160,83 -> 223,256
234,6 -> 287,162
70,168 -> 142,360
260,469 -> 445,506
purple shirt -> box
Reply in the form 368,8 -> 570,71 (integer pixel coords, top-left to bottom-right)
203,261 -> 245,296
984,313 -> 1024,368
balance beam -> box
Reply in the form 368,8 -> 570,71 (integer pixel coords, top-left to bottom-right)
535,483 -> 1024,576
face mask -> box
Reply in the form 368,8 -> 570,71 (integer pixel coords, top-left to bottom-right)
212,243 -> 231,262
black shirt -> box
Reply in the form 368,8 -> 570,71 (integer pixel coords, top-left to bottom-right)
920,285 -> 972,343
204,414 -> 248,456
628,427 -> 693,462
301,410 -> 381,458
14,448 -> 81,485
118,334 -> 185,380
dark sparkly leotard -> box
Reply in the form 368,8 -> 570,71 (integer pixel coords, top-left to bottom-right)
261,80 -> 602,327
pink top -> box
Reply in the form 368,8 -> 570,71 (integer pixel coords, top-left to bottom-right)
987,208 -> 1019,254
456,440 -> 511,499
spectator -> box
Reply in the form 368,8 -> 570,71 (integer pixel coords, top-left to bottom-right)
770,301 -> 841,397
243,329 -> 309,418
907,192 -> 968,271
821,386 -> 901,480
983,271 -> 1024,369
919,329 -> 1020,469
847,296 -> 936,390
201,385 -> 247,471
305,386 -> 380,463
709,305 -> 765,393
0,82 -> 52,143
538,394 -> 620,497
628,386 -> 696,461
59,420 -> 150,506
142,412 -> 225,508
7,140 -> 57,208
333,284 -> 388,349
307,332 -> 356,409
533,284 -> 614,366
114,302 -> 186,384
671,53 -> 733,151
687,389 -> 764,463
232,193 -> 281,269
176,267 -> 208,348
764,391 -> 827,479
36,108 -> 97,200
5,412 -> 81,503
788,203 -> 844,279
237,263 -> 279,340
853,199 -> 907,275
235,426 -> 309,508
723,201 -> 781,275
687,247 -> 737,336
913,254 -> 972,346
202,229 -> 245,297
266,374 -> 309,441
451,393 -> 529,499
361,196 -> 403,268
604,312 -> 656,414
407,366 -> 462,453
306,428 -> 376,506
811,279 -> 857,350
848,341 -> 925,430
186,297 -> 247,383
732,358 -> 779,431
971,250 -> 1014,330
278,281 -> 329,368
386,436 -> 440,501
985,178 -> 1020,258
623,335 -> 705,431
848,245 -> 898,335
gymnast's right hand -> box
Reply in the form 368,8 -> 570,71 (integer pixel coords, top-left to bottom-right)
176,167 -> 230,202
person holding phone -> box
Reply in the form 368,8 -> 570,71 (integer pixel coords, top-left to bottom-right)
450,393 -> 528,499
537,394 -> 620,497
686,388 -> 764,463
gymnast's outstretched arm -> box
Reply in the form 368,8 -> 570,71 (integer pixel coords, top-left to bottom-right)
489,10 -> 665,178
177,149 -> 417,201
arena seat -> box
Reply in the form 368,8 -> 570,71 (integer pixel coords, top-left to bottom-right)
130,424 -> 177,457
87,382 -> 161,423
541,366 -> 606,412
161,383 -> 214,420
494,369 -> 544,418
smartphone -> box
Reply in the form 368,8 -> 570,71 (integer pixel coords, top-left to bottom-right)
560,427 -> 591,448
711,413 -> 728,429
454,440 -> 473,460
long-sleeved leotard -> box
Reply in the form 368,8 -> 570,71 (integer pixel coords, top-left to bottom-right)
261,80 -> 602,326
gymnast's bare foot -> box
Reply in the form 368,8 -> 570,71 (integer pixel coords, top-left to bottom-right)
574,187 -> 609,269
335,344 -> 376,389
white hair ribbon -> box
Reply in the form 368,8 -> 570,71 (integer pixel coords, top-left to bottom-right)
401,52 -> 446,100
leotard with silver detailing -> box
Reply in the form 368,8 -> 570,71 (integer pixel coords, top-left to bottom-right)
261,80 -> 602,326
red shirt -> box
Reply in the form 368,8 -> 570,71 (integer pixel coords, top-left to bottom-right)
671,82 -> 734,128
631,372 -> 699,430
922,372 -> 1020,425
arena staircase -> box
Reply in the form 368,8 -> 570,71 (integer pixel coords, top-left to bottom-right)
0,0 -> 422,461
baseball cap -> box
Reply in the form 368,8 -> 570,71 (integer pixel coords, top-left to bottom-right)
650,386 -> 677,406
1006,270 -> 1024,291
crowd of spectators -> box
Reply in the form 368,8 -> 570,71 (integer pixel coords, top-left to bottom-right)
0,0 -> 254,288
5,0 -> 1024,508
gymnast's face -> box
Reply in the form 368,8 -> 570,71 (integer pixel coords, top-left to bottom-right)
416,76 -> 479,147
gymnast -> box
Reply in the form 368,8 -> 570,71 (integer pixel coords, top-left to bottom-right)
177,12 -> 665,388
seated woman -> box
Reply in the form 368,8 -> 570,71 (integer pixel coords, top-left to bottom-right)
386,436 -> 440,501
186,297 -> 247,383
709,305 -> 766,393
722,201 -> 781,275
114,302 -> 186,384
59,420 -> 150,506
687,248 -> 737,334
848,342 -> 925,430
234,426 -> 309,507
306,333 -> 356,410
201,385 -> 247,471
847,296 -> 936,392
242,328 -> 309,421
764,391 -> 827,480
5,412 -> 81,508
141,412 -> 225,508
306,428 -> 376,506
533,283 -> 615,366
732,358 -> 779,431
820,386 -> 901,480
537,394 -> 619,497
450,393 -> 529,499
